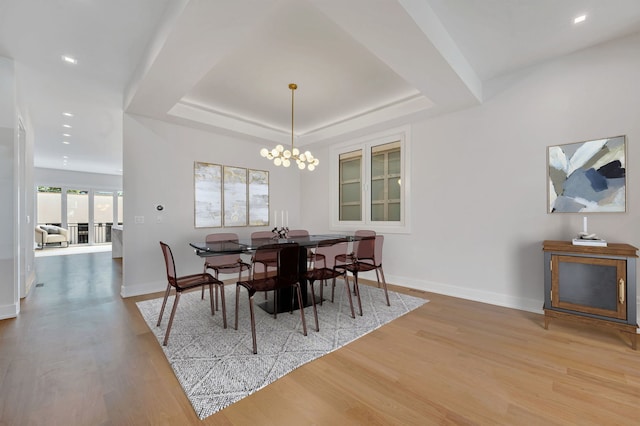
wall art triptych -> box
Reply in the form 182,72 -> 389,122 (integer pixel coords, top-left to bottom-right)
194,162 -> 269,228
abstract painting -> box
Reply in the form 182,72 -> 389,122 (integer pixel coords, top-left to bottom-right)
548,136 -> 626,213
194,162 -> 222,227
248,169 -> 269,226
195,162 -> 270,228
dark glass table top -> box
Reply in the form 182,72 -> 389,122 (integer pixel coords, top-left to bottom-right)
190,234 -> 359,256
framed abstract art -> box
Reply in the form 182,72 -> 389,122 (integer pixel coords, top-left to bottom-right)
547,135 -> 626,213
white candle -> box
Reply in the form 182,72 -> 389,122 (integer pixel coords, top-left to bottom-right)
583,216 -> 588,234
281,211 -> 284,227
286,210 -> 289,227
274,211 -> 277,227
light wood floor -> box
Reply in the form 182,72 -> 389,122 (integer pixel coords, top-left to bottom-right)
1,252 -> 639,425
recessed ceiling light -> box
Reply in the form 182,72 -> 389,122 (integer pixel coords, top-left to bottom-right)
63,155 -> 69,159
63,133 -> 71,137
62,141 -> 70,145
63,112 -> 74,117
61,55 -> 78,65
63,124 -> 72,128
574,15 -> 586,24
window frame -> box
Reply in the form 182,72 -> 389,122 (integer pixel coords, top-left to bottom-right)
329,126 -> 411,234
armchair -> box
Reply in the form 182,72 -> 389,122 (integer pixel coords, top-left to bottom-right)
35,225 -> 70,248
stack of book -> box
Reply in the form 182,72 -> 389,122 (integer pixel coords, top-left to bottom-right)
572,237 -> 607,247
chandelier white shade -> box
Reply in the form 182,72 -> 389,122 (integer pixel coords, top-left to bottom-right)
260,83 -> 319,171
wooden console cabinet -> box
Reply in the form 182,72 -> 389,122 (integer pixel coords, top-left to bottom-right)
542,240 -> 638,350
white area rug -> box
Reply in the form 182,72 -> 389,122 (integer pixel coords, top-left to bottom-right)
136,281 -> 428,420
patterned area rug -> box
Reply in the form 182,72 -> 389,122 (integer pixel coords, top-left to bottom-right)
136,281 -> 428,420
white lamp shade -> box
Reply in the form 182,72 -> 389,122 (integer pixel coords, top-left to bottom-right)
274,157 -> 282,166
260,148 -> 269,157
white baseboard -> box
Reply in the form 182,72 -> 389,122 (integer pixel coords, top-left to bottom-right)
385,273 -> 545,315
22,269 -> 36,298
0,302 -> 19,320
120,280 -> 166,298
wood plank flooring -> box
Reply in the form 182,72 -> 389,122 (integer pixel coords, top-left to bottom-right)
1,252 -> 639,425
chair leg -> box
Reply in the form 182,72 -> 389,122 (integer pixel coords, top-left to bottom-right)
219,283 -> 227,329
343,275 -> 356,319
296,284 -> 307,336
249,295 -> 258,354
157,283 -> 172,326
331,277 -> 336,303
234,285 -> 240,330
163,291 -> 181,346
352,273 -> 363,316
201,264 -> 207,300
214,271 -> 220,311
209,284 -> 215,315
308,280 -> 319,332
378,266 -> 390,306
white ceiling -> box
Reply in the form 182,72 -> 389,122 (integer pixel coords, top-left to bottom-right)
2,0 -> 640,175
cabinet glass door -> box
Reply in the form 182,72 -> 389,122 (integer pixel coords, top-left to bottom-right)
551,255 -> 626,320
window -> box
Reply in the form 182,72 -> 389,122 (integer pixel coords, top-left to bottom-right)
339,150 -> 362,221
36,187 -> 62,226
331,126 -> 410,233
36,186 -> 123,245
371,142 -> 401,221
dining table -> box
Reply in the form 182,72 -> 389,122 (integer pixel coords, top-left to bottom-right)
190,234 -> 357,313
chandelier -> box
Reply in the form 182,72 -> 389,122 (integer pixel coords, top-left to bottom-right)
260,83 -> 319,171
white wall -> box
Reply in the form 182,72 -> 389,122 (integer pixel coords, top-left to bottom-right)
121,114 -> 302,297
300,32 -> 640,316
0,57 -> 18,318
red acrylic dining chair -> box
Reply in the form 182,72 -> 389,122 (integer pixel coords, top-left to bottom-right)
200,233 -> 251,308
235,242 -> 312,354
158,241 -> 225,345
305,239 -> 353,327
335,235 -> 390,316
250,231 -> 277,279
335,229 -> 376,267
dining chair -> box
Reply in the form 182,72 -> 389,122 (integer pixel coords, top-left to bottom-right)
335,229 -> 376,267
305,239 -> 352,327
335,235 -> 390,316
250,231 -> 277,279
158,241 -> 225,346
200,233 -> 251,308
235,242 -> 312,354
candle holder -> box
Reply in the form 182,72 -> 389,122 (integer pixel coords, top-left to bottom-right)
272,226 -> 289,239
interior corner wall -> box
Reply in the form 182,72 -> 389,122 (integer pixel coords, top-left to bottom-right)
0,56 -> 18,319
121,114 -> 302,297
301,32 -> 640,316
